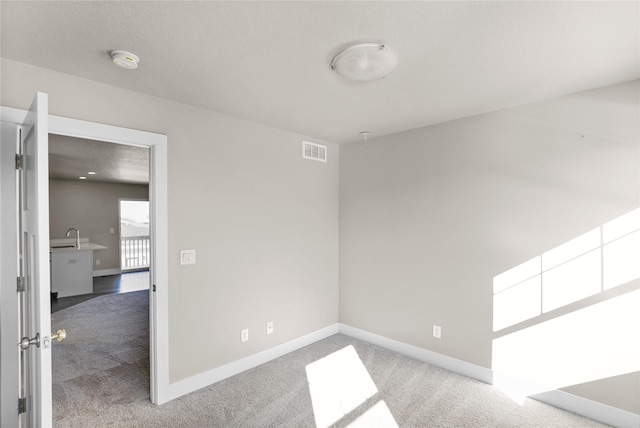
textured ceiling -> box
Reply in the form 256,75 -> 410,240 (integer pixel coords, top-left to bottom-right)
49,135 -> 149,185
1,1 -> 639,144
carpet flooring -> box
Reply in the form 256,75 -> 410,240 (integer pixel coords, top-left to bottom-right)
51,292 -> 608,427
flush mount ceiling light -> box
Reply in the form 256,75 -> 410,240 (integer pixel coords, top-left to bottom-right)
111,50 -> 140,70
331,42 -> 397,82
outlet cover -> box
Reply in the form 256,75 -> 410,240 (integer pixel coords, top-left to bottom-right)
266,321 -> 274,335
433,325 -> 442,339
241,329 -> 249,342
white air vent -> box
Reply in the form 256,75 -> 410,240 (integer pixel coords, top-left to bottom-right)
302,141 -> 327,162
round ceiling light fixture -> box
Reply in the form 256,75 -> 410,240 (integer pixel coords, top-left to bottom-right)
110,50 -> 140,70
331,42 -> 397,82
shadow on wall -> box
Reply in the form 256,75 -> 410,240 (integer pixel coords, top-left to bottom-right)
491,207 -> 640,401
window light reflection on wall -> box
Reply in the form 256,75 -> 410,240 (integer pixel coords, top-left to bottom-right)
493,207 -> 640,332
491,207 -> 640,401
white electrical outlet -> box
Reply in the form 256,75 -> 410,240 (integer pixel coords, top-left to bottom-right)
266,321 -> 274,335
433,325 -> 442,339
241,329 -> 249,342
109,227 -> 115,234
95,259 -> 101,266
180,249 -> 196,265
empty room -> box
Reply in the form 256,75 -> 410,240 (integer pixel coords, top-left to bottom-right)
0,1 -> 638,427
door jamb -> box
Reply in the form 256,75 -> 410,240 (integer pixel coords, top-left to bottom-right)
0,121 -> 20,427
0,106 -> 169,405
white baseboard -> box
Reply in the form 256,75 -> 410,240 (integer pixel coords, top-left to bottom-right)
337,324 -> 492,383
338,323 -> 640,428
533,390 -> 640,428
165,324 -> 339,402
156,321 -> 638,427
93,268 -> 121,277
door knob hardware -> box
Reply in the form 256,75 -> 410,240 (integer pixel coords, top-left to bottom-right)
19,333 -> 40,350
51,329 -> 66,342
19,329 -> 65,351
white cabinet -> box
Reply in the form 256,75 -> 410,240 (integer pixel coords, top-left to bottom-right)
50,250 -> 93,297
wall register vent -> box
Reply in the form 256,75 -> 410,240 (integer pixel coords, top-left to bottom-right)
302,141 -> 327,162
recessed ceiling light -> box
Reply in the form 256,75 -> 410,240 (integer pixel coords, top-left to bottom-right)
79,176 -> 87,180
111,50 -> 140,70
331,42 -> 397,82
88,171 -> 96,175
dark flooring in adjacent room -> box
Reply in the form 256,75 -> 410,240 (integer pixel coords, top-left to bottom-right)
51,270 -> 150,313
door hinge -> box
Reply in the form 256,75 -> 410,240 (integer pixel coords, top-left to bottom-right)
18,397 -> 26,414
17,276 -> 25,293
152,284 -> 156,292
15,154 -> 23,170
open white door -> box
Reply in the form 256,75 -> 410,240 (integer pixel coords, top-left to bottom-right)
2,98 -> 168,421
18,92 -> 52,427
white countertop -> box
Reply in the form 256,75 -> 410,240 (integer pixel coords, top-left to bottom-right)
50,238 -> 107,252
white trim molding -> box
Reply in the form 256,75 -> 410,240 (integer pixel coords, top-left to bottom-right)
338,323 -> 640,428
0,106 -> 27,124
166,324 -> 339,402
533,390 -> 640,428
338,324 -> 492,382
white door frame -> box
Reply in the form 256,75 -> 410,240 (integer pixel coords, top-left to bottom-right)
1,106 -> 170,406
0,121 -> 21,428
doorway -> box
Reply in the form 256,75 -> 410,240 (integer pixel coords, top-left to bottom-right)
1,105 -> 169,425
48,134 -> 153,421
45,112 -> 170,407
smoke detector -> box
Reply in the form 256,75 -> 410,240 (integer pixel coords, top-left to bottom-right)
111,50 -> 140,70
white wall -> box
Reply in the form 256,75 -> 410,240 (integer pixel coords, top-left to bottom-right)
3,56 -> 638,416
339,80 -> 640,413
0,58 -> 339,383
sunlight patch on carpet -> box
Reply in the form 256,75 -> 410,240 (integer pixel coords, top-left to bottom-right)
347,400 -> 398,428
305,345 -> 397,428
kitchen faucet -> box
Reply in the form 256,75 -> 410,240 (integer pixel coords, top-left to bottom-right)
66,227 -> 80,249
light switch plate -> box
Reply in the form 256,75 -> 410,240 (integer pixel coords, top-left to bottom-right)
180,249 -> 196,265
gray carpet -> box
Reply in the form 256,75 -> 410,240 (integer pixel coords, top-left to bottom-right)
51,290 -> 150,425
52,292 -> 608,427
